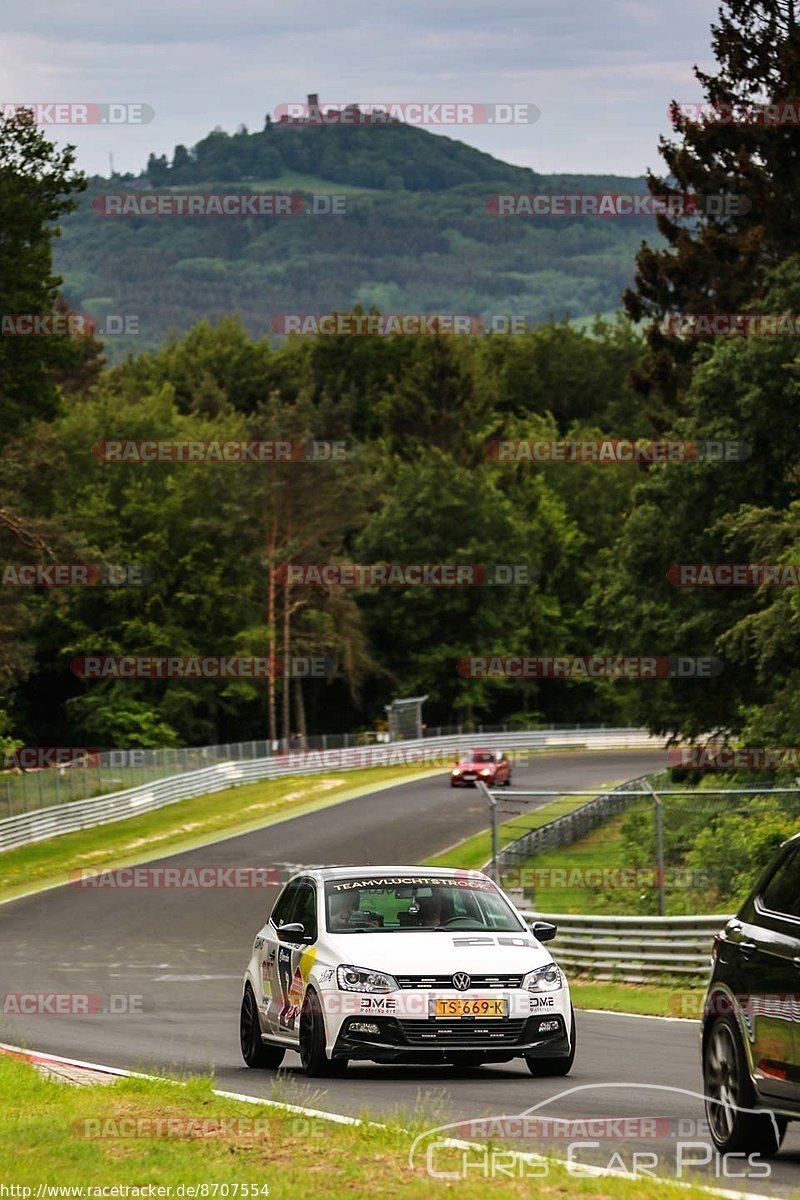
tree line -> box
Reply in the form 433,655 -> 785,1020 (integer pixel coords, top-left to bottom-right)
4,0 -> 800,759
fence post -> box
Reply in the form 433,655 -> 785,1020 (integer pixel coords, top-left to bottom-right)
642,778 -> 666,916
478,781 -> 499,882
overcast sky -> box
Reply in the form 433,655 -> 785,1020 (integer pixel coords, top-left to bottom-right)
2,0 -> 721,179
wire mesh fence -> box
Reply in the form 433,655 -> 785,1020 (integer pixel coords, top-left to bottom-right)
0,723 -> 634,820
481,774 -> 800,917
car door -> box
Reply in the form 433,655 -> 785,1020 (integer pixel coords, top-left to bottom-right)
270,878 -> 319,1042
730,844 -> 800,1102
260,879 -> 300,1035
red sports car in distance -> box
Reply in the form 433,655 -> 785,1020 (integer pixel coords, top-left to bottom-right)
450,749 -> 512,787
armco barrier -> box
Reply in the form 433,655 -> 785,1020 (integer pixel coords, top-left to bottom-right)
519,908 -> 729,983
493,775 -> 648,871
0,728 -> 663,852
492,774 -> 726,983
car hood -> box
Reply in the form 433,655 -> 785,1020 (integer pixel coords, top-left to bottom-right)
321,931 -> 554,976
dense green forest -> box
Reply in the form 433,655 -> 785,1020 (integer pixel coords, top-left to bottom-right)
6,0 -> 800,763
53,116 -> 661,360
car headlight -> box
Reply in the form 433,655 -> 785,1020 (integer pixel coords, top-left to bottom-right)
523,964 -> 563,992
480,768 -> 492,776
452,768 -> 461,776
336,965 -> 398,992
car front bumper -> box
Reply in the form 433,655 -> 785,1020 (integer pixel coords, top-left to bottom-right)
332,1012 -> 569,1062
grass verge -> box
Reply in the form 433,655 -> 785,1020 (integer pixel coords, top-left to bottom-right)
423,791 -> 595,872
517,811 -> 631,911
569,980 -> 707,1018
0,1054 -> 717,1198
422,787 -> 711,1020
0,765 -> 440,904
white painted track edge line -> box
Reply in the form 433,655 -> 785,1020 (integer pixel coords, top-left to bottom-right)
0,1041 -> 775,1200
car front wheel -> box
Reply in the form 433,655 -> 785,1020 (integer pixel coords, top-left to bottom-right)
240,983 -> 286,1069
299,988 -> 347,1077
525,1007 -> 575,1077
703,1016 -> 786,1157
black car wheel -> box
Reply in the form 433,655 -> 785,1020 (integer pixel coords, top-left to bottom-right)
703,1016 -> 786,1157
525,1007 -> 576,1076
240,983 -> 286,1069
299,988 -> 347,1077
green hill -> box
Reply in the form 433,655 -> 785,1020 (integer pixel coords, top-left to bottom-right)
55,114 -> 662,358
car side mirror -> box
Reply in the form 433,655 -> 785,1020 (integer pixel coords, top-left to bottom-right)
530,920 -> 557,942
277,922 -> 306,942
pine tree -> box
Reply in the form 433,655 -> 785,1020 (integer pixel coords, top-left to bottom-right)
624,0 -> 800,421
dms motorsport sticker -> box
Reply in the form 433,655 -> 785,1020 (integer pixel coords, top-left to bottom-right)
361,996 -> 397,1011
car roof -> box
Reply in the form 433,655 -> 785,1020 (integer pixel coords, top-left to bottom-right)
462,748 -> 496,755
307,865 -> 491,882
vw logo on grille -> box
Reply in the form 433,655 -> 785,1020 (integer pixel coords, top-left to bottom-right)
452,972 -> 471,991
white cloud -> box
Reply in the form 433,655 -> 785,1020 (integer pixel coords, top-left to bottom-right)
1,0 -> 720,176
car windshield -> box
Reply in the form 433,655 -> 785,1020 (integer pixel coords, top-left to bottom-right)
324,875 -> 526,933
467,752 -> 495,763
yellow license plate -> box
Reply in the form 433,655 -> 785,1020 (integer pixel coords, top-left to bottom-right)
433,998 -> 508,1018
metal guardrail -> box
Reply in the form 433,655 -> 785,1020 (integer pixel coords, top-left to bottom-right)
0,725 -> 656,819
519,908 -> 729,983
489,774 -> 729,982
493,775 -> 648,872
0,727 -> 662,853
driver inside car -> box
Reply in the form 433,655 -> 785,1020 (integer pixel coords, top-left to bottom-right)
329,890 -> 381,930
417,892 -> 444,927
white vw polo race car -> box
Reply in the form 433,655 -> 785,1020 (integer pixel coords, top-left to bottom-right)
240,864 -> 575,1077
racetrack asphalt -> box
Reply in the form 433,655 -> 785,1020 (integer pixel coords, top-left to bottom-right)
2,749 -> 797,1194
